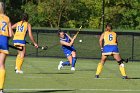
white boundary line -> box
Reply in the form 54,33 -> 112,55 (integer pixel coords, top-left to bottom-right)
80,89 -> 140,92
4,88 -> 140,92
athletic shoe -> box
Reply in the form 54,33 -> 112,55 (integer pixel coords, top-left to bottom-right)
58,61 -> 63,70
0,89 -> 4,93
95,75 -> 99,78
71,67 -> 75,71
16,70 -> 23,74
122,76 -> 128,79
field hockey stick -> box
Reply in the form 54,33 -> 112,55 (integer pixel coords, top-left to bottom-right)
127,55 -> 140,60
26,43 -> 60,56
119,56 -> 137,63
26,41 -> 48,50
8,45 -> 23,51
73,26 -> 82,39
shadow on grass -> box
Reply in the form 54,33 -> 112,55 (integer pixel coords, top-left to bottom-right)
128,77 -> 140,79
76,68 -> 96,71
27,72 -> 74,75
8,89 -> 74,93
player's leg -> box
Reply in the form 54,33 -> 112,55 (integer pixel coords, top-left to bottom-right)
71,51 -> 76,70
95,55 -> 107,78
0,53 -> 6,92
15,50 -> 20,70
61,55 -> 72,67
58,55 -> 72,70
16,46 -> 25,74
113,54 -> 128,79
63,55 -> 72,66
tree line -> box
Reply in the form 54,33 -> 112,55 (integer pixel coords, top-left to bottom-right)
2,0 -> 140,30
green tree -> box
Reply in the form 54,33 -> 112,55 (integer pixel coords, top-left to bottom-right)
22,0 -> 73,27
105,0 -> 140,29
3,0 -> 24,24
5,0 -> 140,30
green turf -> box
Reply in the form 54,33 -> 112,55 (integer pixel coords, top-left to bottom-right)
3,56 -> 140,93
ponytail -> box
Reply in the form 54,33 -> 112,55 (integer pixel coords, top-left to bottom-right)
21,13 -> 29,26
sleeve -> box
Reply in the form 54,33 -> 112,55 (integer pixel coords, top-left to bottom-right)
60,38 -> 65,42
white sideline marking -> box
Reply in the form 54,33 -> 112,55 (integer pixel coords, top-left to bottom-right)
4,88 -> 140,92
80,89 -> 140,92
5,89 -> 72,91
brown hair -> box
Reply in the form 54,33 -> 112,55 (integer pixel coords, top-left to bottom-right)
57,28 -> 64,36
21,13 -> 29,26
106,23 -> 112,29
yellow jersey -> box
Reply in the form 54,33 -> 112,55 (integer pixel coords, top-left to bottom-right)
104,31 -> 117,46
13,21 -> 28,40
0,14 -> 10,37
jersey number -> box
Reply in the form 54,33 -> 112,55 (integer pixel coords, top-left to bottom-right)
18,26 -> 24,32
0,21 -> 7,31
109,34 -> 113,41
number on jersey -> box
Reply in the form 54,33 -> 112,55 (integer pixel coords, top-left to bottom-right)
0,21 -> 7,31
18,26 -> 24,32
109,34 -> 113,41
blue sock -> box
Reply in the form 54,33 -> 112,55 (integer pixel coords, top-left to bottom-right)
62,61 -> 70,66
72,57 -> 77,67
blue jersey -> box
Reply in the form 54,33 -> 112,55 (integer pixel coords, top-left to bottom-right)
60,34 -> 76,57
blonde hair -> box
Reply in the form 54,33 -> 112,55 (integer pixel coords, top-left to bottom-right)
0,2 -> 4,14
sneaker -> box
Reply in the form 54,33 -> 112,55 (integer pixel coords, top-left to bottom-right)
16,70 -> 23,74
95,75 -> 99,78
58,61 -> 63,70
122,76 -> 128,79
0,89 -> 4,93
71,67 -> 75,71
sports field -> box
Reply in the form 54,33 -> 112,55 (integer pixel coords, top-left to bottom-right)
3,56 -> 140,93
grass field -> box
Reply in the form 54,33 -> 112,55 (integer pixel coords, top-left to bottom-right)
3,56 -> 140,93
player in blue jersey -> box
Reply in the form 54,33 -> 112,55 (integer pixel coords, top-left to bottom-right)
58,30 -> 77,71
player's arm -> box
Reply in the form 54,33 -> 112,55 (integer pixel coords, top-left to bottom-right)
12,23 -> 17,29
65,33 -> 72,41
116,34 -> 118,44
28,23 -> 38,48
11,23 -> 18,36
99,33 -> 104,49
8,22 -> 14,37
60,38 -> 75,47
